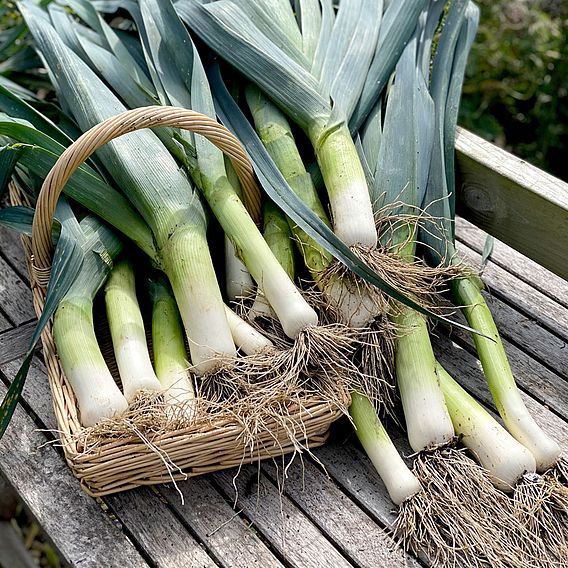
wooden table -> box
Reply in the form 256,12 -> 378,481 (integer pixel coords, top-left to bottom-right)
0,130 -> 567,567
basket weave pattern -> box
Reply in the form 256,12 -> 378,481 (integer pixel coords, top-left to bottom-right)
14,107 -> 349,497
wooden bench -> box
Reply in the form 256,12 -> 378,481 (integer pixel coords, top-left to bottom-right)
0,129 -> 567,567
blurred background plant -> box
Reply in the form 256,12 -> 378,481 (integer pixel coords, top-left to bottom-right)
459,0 -> 567,180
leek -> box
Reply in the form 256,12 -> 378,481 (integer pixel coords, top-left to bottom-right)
350,392 -> 422,505
245,85 -> 377,328
21,2 -> 237,373
53,215 -> 128,427
148,274 -> 196,410
452,277 -> 561,471
362,30 -> 454,452
420,0 -> 561,472
105,259 -> 162,401
177,0 -> 381,248
436,362 -> 536,490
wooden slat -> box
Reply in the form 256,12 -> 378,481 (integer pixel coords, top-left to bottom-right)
0,476 -> 18,520
455,217 -> 568,309
455,128 -> 568,280
0,321 -> 36,365
0,380 -> 150,568
0,521 -> 37,568
434,333 -> 568,445
456,241 -> 568,342
313,437 -> 403,535
0,226 -> 29,283
261,459 -> 420,568
105,488 -> 217,568
213,466 -> 354,568
0,311 -> 10,333
0,255 -> 35,326
161,476 -> 285,568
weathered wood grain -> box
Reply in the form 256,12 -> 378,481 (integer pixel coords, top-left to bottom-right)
0,226 -> 29,283
443,307 -> 568,419
261,459 -> 421,568
0,321 -> 36,365
0,521 -> 38,568
0,255 -> 35,326
0,381 -> 150,568
312,436 -> 402,532
434,334 -> 568,446
0,475 -> 18,520
161,476 -> 284,568
0,311 -> 10,333
213,465 -> 354,568
456,241 -> 568,341
455,128 -> 568,280
105,488 -> 217,568
455,217 -> 568,309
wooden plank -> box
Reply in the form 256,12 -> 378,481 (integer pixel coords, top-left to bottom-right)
455,217 -> 568,309
261,459 -> 420,568
0,475 -> 18,520
455,127 -> 568,280
105,488 -> 217,568
161,476 -> 285,568
0,311 -> 10,333
0,521 -> 37,568
0,226 -> 29,283
456,241 -> 568,342
449,283 -> 568,379
0,255 -> 35,326
312,437 -> 402,535
0,381 -> 150,568
213,465 -> 354,568
0,321 -> 36,365
433,333 -> 568,446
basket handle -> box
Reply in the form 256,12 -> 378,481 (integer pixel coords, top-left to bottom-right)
31,105 -> 262,277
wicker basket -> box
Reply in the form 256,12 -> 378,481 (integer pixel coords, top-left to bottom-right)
13,106 -> 350,497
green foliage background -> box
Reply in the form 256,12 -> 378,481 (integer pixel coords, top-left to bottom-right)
459,0 -> 568,180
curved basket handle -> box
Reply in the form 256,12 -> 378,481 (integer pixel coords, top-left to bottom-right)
31,105 -> 262,275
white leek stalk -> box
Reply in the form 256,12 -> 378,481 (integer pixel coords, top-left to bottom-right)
105,259 -> 162,401
309,122 -> 377,248
149,275 -> 195,410
452,276 -> 561,472
350,392 -> 422,505
225,306 -> 274,355
225,237 -> 255,302
223,159 -> 255,302
246,86 -> 377,327
250,199 -> 294,321
437,362 -> 536,490
53,216 -> 128,427
395,307 -> 454,451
